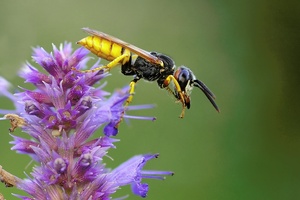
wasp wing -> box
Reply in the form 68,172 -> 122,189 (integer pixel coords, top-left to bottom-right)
82,28 -> 163,66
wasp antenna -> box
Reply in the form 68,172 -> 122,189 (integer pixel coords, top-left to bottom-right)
194,79 -> 216,99
194,80 -> 220,112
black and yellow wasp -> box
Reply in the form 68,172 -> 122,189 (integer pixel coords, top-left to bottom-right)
76,28 -> 219,118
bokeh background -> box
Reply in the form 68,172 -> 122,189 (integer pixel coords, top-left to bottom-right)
0,1 -> 299,199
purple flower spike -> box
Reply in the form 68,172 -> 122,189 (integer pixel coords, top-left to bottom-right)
110,154 -> 174,198
0,42 -> 173,199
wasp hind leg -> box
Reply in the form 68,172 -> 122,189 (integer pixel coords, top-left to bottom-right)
163,75 -> 186,118
75,53 -> 130,73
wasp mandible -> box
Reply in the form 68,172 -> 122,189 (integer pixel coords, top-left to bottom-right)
76,28 -> 219,118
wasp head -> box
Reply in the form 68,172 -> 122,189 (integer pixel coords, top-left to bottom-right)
174,66 -> 219,112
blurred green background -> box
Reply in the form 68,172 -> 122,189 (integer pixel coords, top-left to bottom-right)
0,1 -> 299,199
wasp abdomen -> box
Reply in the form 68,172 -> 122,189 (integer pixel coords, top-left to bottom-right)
77,36 -> 130,64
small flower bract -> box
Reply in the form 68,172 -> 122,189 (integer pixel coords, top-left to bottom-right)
0,42 -> 173,199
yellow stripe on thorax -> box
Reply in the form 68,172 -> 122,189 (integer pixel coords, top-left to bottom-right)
77,36 -> 130,64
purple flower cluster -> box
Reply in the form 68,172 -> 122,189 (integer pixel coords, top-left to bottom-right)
0,43 -> 173,199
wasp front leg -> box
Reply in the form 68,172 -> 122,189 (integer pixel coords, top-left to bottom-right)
163,75 -> 186,118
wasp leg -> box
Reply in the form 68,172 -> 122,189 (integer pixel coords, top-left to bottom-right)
165,86 -> 176,97
125,78 -> 140,106
163,75 -> 186,118
114,78 -> 140,129
76,53 -> 130,73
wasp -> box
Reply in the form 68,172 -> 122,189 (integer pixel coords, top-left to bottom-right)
76,28 -> 219,118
